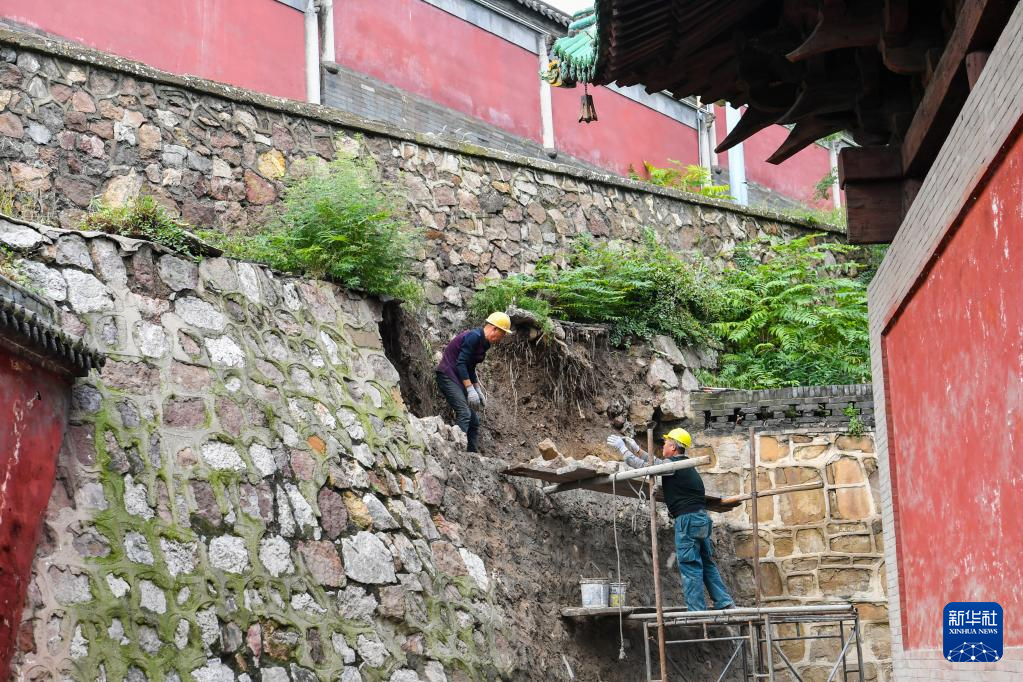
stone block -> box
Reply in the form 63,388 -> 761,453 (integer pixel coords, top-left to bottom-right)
733,531 -> 770,559
775,622 -> 805,663
342,532 -> 396,584
430,540 -> 467,577
163,396 -> 207,428
786,573 -> 817,597
773,536 -> 794,557
780,488 -> 826,526
827,457 -> 864,485
795,528 -> 826,554
836,435 -> 874,452
758,561 -> 783,596
793,444 -> 829,460
830,534 -> 873,553
298,541 -> 345,587
758,436 -> 788,462
831,487 -> 872,520
818,567 -> 872,596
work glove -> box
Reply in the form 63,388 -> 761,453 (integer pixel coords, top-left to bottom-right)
466,386 -> 482,409
606,434 -> 630,456
473,384 -> 487,407
624,436 -> 640,454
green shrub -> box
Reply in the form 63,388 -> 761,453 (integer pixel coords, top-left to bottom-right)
703,234 -> 870,389
631,160 -> 733,200
470,231 -> 725,346
82,196 -> 201,258
203,154 -> 422,302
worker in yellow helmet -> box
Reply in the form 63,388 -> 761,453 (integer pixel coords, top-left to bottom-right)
435,312 -> 513,452
606,428 -> 735,612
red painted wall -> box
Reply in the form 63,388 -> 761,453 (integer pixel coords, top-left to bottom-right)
743,123 -> 834,207
0,350 -> 70,677
333,0 -> 542,142
332,0 -> 703,178
882,129 -> 1023,651
550,85 -> 699,177
712,105 -> 835,207
1,0 -> 306,100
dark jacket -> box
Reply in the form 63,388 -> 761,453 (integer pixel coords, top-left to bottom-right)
625,451 -> 706,518
436,328 -> 490,386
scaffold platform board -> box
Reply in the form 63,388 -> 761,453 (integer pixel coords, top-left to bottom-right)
560,605 -> 666,619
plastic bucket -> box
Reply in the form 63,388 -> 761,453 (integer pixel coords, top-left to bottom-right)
609,581 -> 628,608
579,578 -> 610,608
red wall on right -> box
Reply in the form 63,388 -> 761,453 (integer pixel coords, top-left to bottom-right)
882,129 -> 1023,652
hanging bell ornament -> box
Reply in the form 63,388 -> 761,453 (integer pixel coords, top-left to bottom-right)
579,85 -> 598,123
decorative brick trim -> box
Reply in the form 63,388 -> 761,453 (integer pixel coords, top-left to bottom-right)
692,384 -> 873,432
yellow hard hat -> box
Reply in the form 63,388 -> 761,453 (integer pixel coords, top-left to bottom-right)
664,428 -> 692,449
485,311 -> 514,334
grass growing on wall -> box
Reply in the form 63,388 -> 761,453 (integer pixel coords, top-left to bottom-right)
81,154 -> 423,303
83,196 -> 204,258
205,155 -> 423,303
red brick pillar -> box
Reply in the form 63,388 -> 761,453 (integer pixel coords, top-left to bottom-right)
0,349 -> 72,676
0,276 -> 103,678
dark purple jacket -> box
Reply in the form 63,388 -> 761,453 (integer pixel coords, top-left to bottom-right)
436,328 -> 490,386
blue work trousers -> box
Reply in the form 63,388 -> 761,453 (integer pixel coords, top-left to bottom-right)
674,510 -> 734,612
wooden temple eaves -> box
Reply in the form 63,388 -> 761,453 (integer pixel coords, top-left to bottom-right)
548,0 -> 1019,243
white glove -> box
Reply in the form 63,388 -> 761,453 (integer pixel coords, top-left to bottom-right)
606,434 -> 629,456
474,384 -> 486,407
466,386 -> 482,409
624,437 -> 640,454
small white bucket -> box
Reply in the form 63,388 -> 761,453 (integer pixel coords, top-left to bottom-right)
579,577 -> 610,608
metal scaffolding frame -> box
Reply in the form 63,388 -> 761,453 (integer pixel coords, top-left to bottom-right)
539,425 -> 867,682
635,604 -> 866,682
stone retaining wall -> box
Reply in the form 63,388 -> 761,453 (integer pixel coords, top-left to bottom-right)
5,217 -> 733,682
6,216 -> 496,682
0,28 -> 839,337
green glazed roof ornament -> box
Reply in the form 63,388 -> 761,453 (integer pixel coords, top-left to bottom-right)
541,6 -> 601,87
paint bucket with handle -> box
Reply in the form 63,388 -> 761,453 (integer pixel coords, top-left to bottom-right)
609,580 -> 629,608
579,562 -> 610,608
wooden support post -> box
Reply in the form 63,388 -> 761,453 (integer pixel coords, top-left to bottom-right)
647,428 -> 669,681
749,426 -> 761,606
719,481 -> 825,505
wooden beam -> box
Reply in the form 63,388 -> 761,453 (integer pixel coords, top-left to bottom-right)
766,115 -> 851,164
715,106 -> 778,153
845,178 -> 921,243
838,146 -> 902,187
902,0 -> 1014,176
541,456 -> 711,495
777,79 -> 863,124
786,0 -> 882,62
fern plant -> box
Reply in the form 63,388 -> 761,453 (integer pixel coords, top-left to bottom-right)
706,235 -> 870,388
632,160 -> 733,200
470,231 -> 725,347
